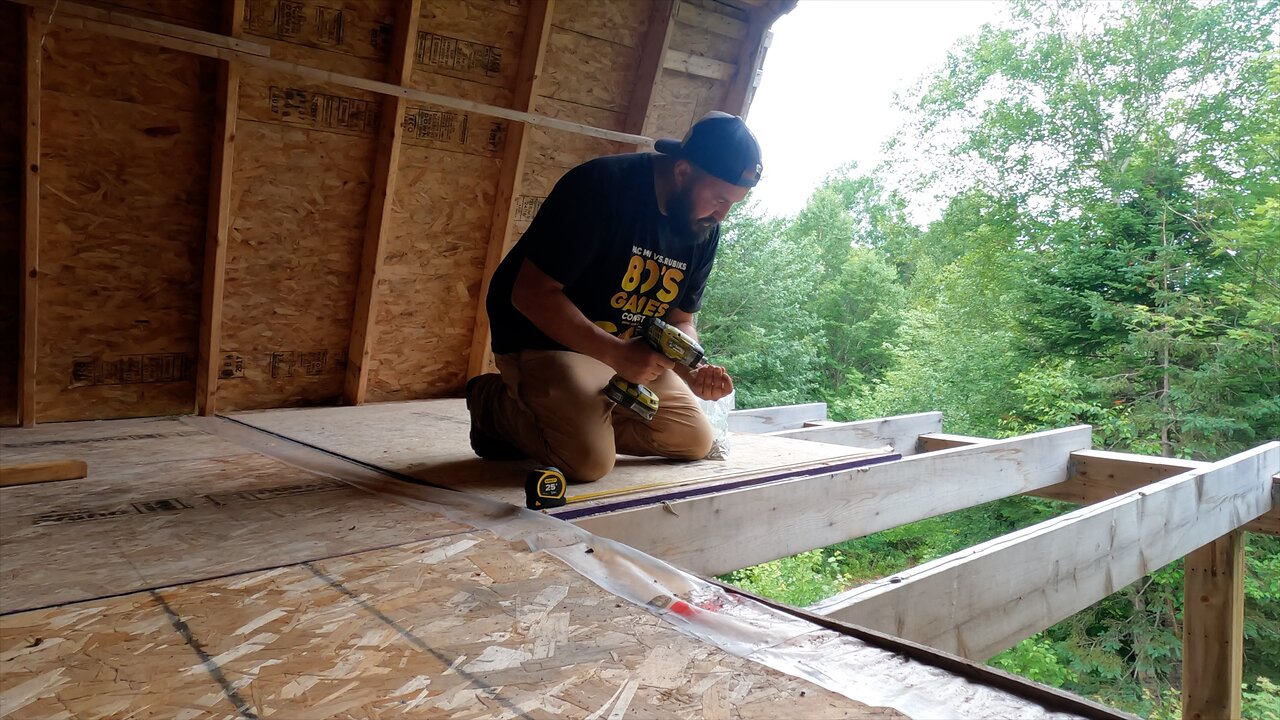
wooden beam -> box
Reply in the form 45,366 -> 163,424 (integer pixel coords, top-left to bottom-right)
0,459 -> 87,487
726,402 -> 827,433
920,436 -> 1280,535
33,7 -> 652,147
19,8 -> 41,427
1182,530 -> 1245,720
664,49 -> 736,82
918,432 -> 986,452
195,0 -> 244,416
465,0 -> 555,380
572,425 -> 1092,576
768,411 -> 943,455
1066,451 -> 1279,536
343,0 -> 421,405
624,0 -> 678,137
813,442 -> 1279,661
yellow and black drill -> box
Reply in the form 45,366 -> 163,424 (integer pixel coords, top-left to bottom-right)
603,317 -> 706,421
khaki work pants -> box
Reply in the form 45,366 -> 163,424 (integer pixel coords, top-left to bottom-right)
480,350 -> 714,482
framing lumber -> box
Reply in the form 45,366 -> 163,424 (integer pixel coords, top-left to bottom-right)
813,442 -> 1280,661
19,7 -> 40,427
624,0 -> 678,137
465,0 -> 555,380
768,411 -> 944,455
195,0 -> 245,416
727,401 -> 827,433
11,0 -> 271,55
917,432 -> 984,452
1182,530 -> 1245,720
573,425 -> 1092,576
343,0 -> 422,405
32,6 -> 652,147
920,435 -> 1280,535
0,459 -> 87,486
663,49 -> 736,82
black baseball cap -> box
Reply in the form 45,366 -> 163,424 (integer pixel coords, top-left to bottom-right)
654,111 -> 763,188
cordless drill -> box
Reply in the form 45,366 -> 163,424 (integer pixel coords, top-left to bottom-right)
604,317 -> 706,421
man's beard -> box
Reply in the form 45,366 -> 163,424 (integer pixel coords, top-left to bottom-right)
667,186 -> 717,241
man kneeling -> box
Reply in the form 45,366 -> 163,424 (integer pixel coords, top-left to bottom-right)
466,112 -> 763,482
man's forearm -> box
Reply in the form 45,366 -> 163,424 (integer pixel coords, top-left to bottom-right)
514,284 -> 621,365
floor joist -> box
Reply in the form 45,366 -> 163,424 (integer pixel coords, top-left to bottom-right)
811,442 -> 1280,661
920,435 -> 1280,535
768,411 -> 944,455
573,425 -> 1092,576
727,401 -> 828,433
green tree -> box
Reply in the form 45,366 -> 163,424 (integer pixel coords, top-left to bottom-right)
699,201 -> 825,408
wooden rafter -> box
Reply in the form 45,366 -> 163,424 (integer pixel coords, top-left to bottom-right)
721,7 -> 772,116
343,0 -> 422,405
196,0 -> 245,416
573,425 -> 1093,576
465,0 -> 556,380
1183,530 -> 1245,720
624,0 -> 678,137
813,442 -> 1278,662
19,8 -> 41,427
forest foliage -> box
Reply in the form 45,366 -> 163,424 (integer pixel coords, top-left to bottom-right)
698,1 -> 1280,715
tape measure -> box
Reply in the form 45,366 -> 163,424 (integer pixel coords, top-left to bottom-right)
525,466 -> 567,510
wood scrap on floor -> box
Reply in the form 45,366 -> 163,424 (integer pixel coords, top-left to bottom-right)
0,459 -> 87,487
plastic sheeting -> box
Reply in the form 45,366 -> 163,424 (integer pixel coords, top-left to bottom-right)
188,415 -> 1100,720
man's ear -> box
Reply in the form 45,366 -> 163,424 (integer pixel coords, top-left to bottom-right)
672,158 -> 695,188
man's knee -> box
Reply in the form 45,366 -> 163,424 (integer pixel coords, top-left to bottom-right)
549,445 -> 616,483
662,414 -> 714,460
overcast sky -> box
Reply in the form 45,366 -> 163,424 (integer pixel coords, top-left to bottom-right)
745,0 -> 1005,217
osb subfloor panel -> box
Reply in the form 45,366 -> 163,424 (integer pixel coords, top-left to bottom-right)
0,418 -> 473,614
0,530 -> 900,718
234,399 -> 882,508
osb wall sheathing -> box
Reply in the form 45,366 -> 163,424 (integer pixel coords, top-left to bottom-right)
215,0 -> 394,411
364,0 -> 526,402
11,0 -> 775,421
0,5 -> 22,427
505,0 -> 649,285
34,4 -> 218,422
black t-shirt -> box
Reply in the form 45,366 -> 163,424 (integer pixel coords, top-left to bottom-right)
487,153 -> 719,354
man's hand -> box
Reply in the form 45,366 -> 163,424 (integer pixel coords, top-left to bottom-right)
610,337 -> 676,384
685,364 -> 734,401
